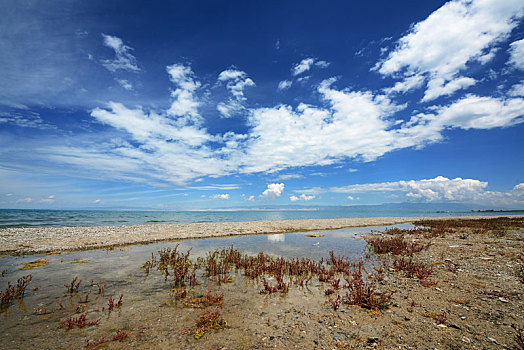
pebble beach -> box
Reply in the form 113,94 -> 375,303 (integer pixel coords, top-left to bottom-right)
1,215 -> 520,256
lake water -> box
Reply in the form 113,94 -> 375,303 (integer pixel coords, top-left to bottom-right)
0,208 -> 511,228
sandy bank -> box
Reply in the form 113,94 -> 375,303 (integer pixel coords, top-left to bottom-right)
1,215 -> 522,256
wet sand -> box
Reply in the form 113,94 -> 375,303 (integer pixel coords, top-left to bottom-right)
1,215 -> 521,256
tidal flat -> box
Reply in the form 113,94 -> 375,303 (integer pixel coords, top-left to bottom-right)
1,217 -> 523,349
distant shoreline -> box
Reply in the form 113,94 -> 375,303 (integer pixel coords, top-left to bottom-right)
1,214 -> 523,257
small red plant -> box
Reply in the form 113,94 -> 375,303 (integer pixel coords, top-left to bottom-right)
64,277 -> 81,294
59,312 -> 100,329
324,288 -> 335,296
329,295 -> 342,311
424,311 -> 447,325
1,274 -> 32,312
420,279 -> 437,287
112,329 -> 130,341
108,293 -> 123,310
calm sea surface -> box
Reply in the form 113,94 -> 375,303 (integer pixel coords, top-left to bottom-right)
0,208 -> 516,228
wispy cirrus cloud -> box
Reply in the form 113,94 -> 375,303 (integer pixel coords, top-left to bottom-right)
101,34 -> 140,72
0,111 -> 55,129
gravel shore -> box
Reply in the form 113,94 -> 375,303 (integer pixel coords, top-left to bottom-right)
1,215 -> 521,256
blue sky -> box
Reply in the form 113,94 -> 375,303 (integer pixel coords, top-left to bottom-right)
1,0 -> 523,209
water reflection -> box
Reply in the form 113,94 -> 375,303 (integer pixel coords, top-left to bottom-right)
267,234 -> 285,242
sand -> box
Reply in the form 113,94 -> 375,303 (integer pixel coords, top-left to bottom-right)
1,215 -> 521,256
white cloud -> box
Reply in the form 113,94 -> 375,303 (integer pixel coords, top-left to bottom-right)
291,58 -> 330,76
210,194 -> 230,200
290,194 -> 315,201
39,63 -> 524,188
166,64 -> 201,118
277,80 -> 292,90
242,194 -> 255,201
218,68 -> 255,100
17,197 -> 33,203
277,174 -> 304,180
101,34 -> 140,72
347,196 -> 359,201
217,100 -> 244,118
189,184 -> 240,190
508,82 -> 524,97
117,79 -> 133,91
333,176 -> 488,201
0,111 -> 55,129
261,183 -> 285,200
422,76 -> 476,102
292,58 -> 315,76
385,74 -> 425,94
412,94 -> 524,130
315,60 -> 330,68
39,195 -> 55,203
93,199 -> 101,204
376,0 -> 524,100
508,38 -> 524,70
217,68 -> 254,117
329,176 -> 524,205
5,193 -> 13,197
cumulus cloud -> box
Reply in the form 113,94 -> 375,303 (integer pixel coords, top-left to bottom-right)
330,176 -> 524,205
508,82 -> 524,97
93,199 -> 101,204
508,38 -> 524,70
375,0 -> 524,101
217,68 -> 254,117
101,34 -> 140,72
218,68 -> 255,100
407,95 -> 524,131
166,64 -> 202,118
290,194 -> 315,201
333,176 -> 488,202
261,183 -> 285,200
210,193 -> 230,200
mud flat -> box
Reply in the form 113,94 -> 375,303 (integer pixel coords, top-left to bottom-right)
0,216 -> 523,349
1,215 -> 522,256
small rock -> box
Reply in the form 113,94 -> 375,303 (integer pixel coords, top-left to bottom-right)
367,336 -> 379,344
498,297 -> 509,303
461,336 -> 471,343
488,337 -> 498,344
